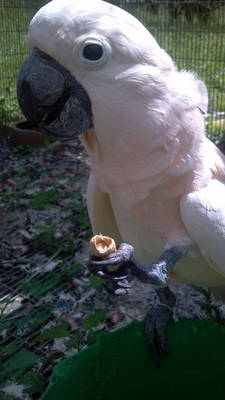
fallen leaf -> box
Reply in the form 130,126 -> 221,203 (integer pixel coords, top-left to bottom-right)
3,349 -> 39,378
34,322 -> 71,343
1,382 -> 26,399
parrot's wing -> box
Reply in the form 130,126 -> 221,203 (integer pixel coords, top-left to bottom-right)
180,178 -> 225,278
87,173 -> 122,245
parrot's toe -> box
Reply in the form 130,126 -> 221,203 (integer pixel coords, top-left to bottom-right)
145,305 -> 173,366
88,242 -> 134,270
145,287 -> 176,366
96,269 -> 129,281
88,242 -> 134,291
103,278 -> 132,295
88,252 -> 133,295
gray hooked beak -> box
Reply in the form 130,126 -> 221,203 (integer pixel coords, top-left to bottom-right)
17,48 -> 93,138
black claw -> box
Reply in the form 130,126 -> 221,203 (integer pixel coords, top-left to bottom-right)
96,270 -> 129,281
114,288 -> 130,295
145,303 -> 174,366
103,282 -> 131,296
117,280 -> 132,288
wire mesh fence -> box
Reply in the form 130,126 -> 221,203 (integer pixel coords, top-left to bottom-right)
0,0 -> 225,133
0,1 -> 225,398
0,139 -> 95,398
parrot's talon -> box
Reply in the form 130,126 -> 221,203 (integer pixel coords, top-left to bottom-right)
96,270 -> 129,281
145,287 -> 176,365
103,281 -> 131,296
145,305 -> 173,365
114,287 -> 131,295
117,280 -> 132,288
89,242 -> 134,269
88,242 -> 134,282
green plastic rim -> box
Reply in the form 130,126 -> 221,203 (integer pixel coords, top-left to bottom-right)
41,318 -> 225,400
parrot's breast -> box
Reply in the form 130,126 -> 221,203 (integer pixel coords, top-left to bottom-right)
109,186 -> 190,261
109,185 -> 225,287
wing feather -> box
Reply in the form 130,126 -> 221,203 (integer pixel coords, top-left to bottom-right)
180,179 -> 225,277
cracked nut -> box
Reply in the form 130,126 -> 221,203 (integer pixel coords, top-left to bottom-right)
89,234 -> 118,271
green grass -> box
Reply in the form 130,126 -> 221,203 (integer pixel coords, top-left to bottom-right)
0,1 -> 225,128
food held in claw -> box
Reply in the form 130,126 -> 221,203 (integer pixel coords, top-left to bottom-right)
89,234 -> 119,271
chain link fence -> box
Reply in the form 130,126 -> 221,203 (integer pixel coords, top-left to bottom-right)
0,0 -> 225,133
0,1 -> 225,397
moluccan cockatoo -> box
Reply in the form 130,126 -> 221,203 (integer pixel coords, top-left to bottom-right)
17,0 -> 225,363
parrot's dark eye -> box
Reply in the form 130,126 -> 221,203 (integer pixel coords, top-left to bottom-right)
79,38 -> 111,67
82,44 -> 104,61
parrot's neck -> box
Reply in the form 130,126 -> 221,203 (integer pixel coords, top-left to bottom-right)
82,122 -> 207,206
81,80 -> 208,202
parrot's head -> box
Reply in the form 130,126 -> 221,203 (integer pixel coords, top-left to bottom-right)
17,0 -> 174,144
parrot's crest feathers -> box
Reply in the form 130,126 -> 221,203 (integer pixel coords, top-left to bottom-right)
196,79 -> 208,114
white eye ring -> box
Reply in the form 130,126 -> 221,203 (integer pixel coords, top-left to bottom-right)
78,37 -> 111,67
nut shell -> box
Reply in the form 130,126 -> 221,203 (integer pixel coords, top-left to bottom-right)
89,234 -> 116,258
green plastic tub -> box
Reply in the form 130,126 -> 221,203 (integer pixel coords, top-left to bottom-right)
41,319 -> 225,400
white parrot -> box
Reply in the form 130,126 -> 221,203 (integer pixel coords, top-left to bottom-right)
17,0 -> 225,362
